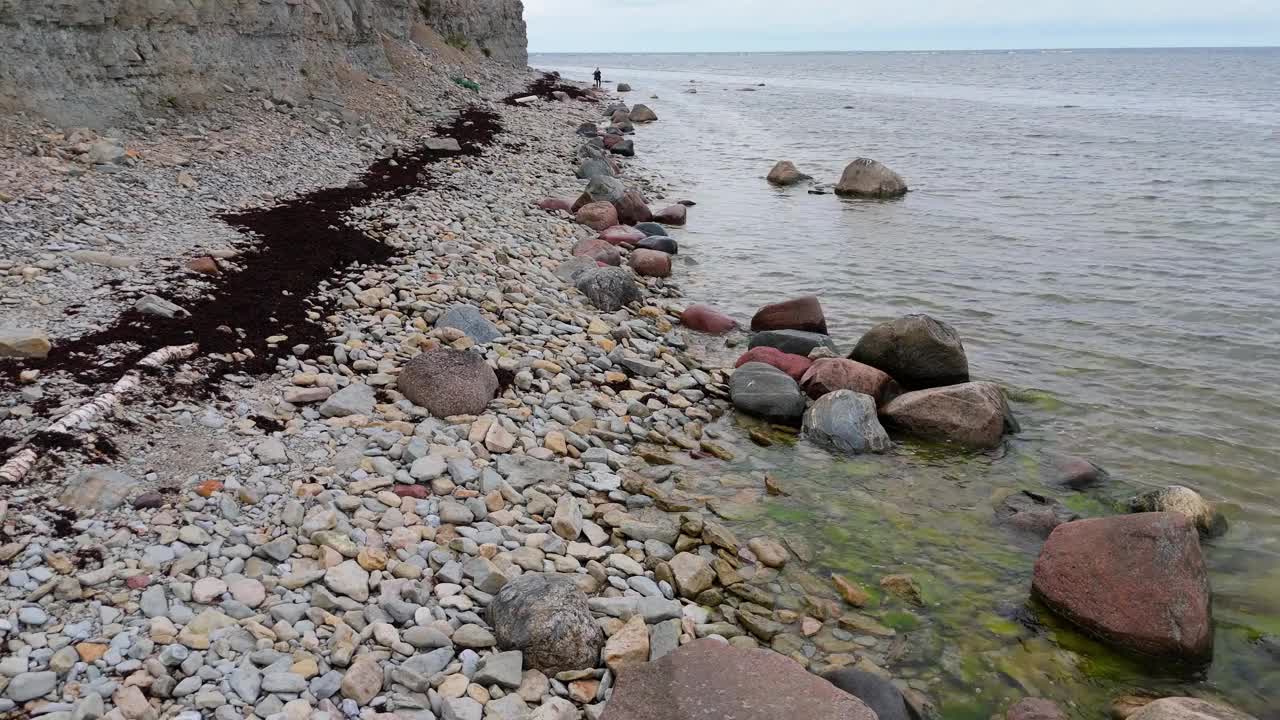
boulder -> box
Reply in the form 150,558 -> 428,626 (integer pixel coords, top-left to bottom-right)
603,134 -> 624,149
602,639 -> 877,720
730,362 -> 807,424
767,161 -> 810,186
1052,455 -> 1109,489
995,490 -> 1079,537
59,468 -> 136,512
576,122 -> 599,137
397,348 -> 500,418
636,235 -> 677,254
536,198 -> 573,213
0,327 -> 51,359
599,225 -> 647,246
802,390 -> 892,454
630,104 -> 658,122
751,296 -> 827,334
610,139 -> 636,157
849,314 -> 968,389
577,157 -> 617,180
652,205 -> 687,226
749,329 -> 836,357
881,381 -> 1014,449
801,358 -> 898,404
680,304 -> 736,334
634,222 -> 667,237
822,669 -> 911,720
612,119 -> 636,134
1032,513 -> 1213,660
610,109 -> 631,124
582,175 -> 627,206
833,158 -> 908,198
629,249 -> 672,278
489,574 -> 604,674
735,347 -> 812,382
575,267 -> 642,311
576,201 -> 620,232
1128,697 -> 1257,720
1006,698 -> 1068,720
554,257 -> 599,284
617,83 -> 632,92
577,142 -> 607,161
616,189 -> 653,225
1129,486 -> 1226,538
435,304 -> 502,343
572,237 -> 622,266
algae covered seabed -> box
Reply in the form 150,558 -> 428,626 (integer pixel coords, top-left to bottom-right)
689,397 -> 1280,719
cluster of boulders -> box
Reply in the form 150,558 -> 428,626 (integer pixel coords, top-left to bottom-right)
766,159 -> 908,198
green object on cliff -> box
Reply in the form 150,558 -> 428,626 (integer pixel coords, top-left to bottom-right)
452,77 -> 480,93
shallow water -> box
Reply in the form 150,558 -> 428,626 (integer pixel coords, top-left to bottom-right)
533,49 -> 1280,717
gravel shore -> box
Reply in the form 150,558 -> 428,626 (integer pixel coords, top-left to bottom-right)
0,61 -> 915,720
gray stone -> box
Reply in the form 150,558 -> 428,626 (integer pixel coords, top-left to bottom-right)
59,468 -> 136,512
730,362 -> 806,424
443,697 -> 483,720
574,267 -> 641,312
822,669 -> 911,720
474,650 -> 523,689
497,455 -> 571,490
801,390 -> 891,454
0,327 -> 51,359
489,573 -> 603,674
319,383 -> 376,418
254,438 -> 288,465
453,624 -> 496,649
3,671 -> 57,701
436,304 -> 502,343
749,330 -> 836,357
261,672 -> 308,694
649,619 -> 681,661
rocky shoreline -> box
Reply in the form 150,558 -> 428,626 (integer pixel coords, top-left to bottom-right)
0,57 -> 1260,720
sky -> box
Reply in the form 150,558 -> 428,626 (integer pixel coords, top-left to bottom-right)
523,0 -> 1280,53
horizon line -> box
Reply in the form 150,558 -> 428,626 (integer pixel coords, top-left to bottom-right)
529,43 -> 1280,55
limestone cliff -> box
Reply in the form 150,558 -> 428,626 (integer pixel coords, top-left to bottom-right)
0,0 -> 527,126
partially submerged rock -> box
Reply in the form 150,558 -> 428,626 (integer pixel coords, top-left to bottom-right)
652,204 -> 687,226
1032,513 -> 1213,660
850,313 -> 968,389
834,158 -> 908,198
802,390 -> 892,454
1128,485 -> 1227,538
749,329 -> 836,357
881,381 -> 1015,449
636,235 -> 677,254
680,304 -> 737,334
822,668 -> 913,720
750,296 -> 827,334
996,490 -> 1079,537
397,348 -> 499,418
801,358 -> 898,405
767,160 -> 810,186
1128,697 -> 1257,720
629,104 -> 657,122
629,248 -> 672,277
730,361 -> 807,424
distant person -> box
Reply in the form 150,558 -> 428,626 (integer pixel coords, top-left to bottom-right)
593,68 -> 602,89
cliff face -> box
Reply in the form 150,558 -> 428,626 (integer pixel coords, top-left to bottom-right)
0,0 -> 527,126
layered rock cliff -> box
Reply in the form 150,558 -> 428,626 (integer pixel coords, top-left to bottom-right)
0,0 -> 527,126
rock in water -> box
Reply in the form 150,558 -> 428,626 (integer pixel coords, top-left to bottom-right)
652,204 -> 687,226
833,158 -> 908,198
680,304 -> 736,334
1128,485 -> 1227,538
602,639 -> 877,720
735,347 -> 812,382
636,235 -> 677,254
802,390 -> 892,454
575,267 -> 642,311
1128,697 -> 1257,720
629,104 -> 658,122
1052,455 -> 1109,489
1032,513 -> 1213,660
821,669 -> 912,720
617,83 -> 632,92
629,249 -> 672,277
849,313 -> 968,389
576,201 -> 620,231
881,381 -> 1015,449
634,222 -> 667,237
730,362 -> 807,424
748,329 -> 836,357
488,574 -> 603,674
435,304 -> 502,343
801,358 -> 898,405
767,160 -> 810,186
397,348 -> 499,418
615,189 -> 652,225
1006,698 -> 1068,720
750,296 -> 827,334
996,490 -> 1079,537
0,327 -> 52,359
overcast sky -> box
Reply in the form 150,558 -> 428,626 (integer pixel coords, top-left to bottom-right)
524,0 -> 1280,53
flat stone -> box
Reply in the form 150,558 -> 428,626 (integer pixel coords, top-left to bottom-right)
475,650 -> 523,689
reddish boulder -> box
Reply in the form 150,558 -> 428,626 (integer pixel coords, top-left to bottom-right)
599,225 -> 646,246
572,237 -> 622,266
750,296 -> 827,334
187,256 -> 220,275
735,347 -> 812,382
880,381 -> 1014,449
602,639 -> 877,720
576,201 -> 619,231
1032,513 -> 1213,660
537,198 -> 573,213
629,249 -> 672,278
615,189 -> 653,225
603,134 -> 624,148
653,204 -> 687,226
801,358 -> 898,404
681,304 -> 737,334
398,348 -> 500,418
1007,698 -> 1067,720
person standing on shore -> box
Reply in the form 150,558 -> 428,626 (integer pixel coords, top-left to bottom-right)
593,68 -> 602,88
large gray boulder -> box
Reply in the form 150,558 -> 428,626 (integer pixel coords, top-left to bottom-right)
822,669 -> 912,720
629,104 -> 658,122
881,381 -> 1015,449
435,304 -> 501,343
833,158 -> 908,198
850,314 -> 968,390
730,362 -> 807,424
577,157 -> 616,180
582,175 -> 626,206
802,390 -> 891,454
397,348 -> 499,418
489,574 -> 603,674
575,267 -> 642,311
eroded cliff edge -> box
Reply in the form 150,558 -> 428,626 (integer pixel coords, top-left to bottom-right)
0,0 -> 527,126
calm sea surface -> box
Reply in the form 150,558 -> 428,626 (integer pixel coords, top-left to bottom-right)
532,49 -> 1280,717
